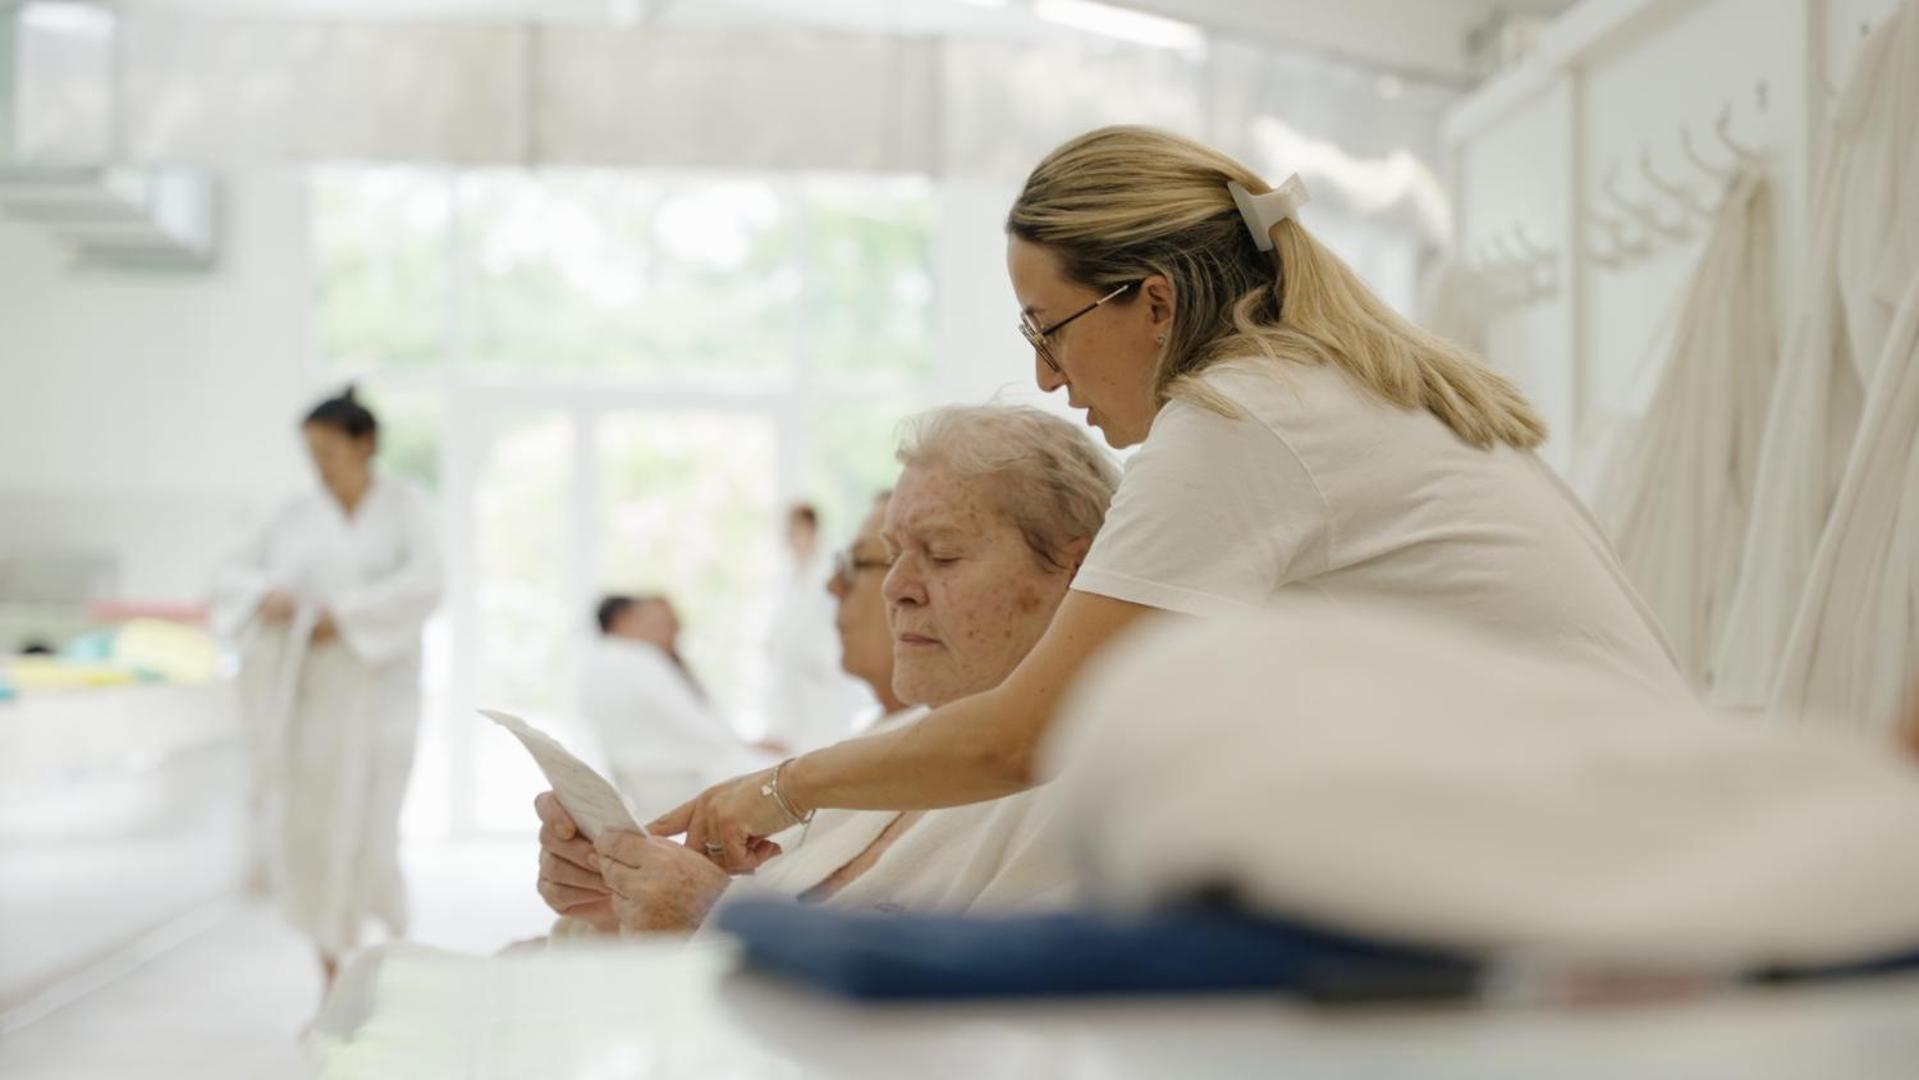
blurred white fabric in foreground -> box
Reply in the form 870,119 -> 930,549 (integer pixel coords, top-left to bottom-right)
1048,600 -> 1919,969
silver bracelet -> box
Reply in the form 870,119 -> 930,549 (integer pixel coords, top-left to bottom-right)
761,758 -> 814,827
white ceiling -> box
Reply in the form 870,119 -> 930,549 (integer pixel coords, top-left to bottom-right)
113,0 -> 1579,84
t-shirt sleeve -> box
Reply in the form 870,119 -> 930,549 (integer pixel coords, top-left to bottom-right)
1072,399 -> 1329,619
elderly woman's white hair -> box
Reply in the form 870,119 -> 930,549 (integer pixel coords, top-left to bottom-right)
896,404 -> 1121,569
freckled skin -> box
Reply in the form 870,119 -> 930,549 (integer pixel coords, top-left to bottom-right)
881,462 -> 1076,708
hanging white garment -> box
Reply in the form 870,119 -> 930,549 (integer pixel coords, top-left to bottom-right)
1770,274 -> 1919,734
762,553 -> 873,753
1714,6 -> 1919,706
1048,602 -> 1919,970
1595,173 -> 1776,690
208,476 -> 441,956
578,635 -> 768,816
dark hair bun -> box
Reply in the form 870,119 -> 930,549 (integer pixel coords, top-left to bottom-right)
303,387 -> 379,440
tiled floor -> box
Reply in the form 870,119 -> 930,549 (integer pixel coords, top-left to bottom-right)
0,841 -> 552,1080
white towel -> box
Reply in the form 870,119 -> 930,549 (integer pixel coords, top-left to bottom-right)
1047,600 -> 1919,969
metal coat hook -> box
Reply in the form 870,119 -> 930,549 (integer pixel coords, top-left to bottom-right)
1507,225 -> 1559,297
1602,161 -> 1690,243
1585,204 -> 1646,266
1714,103 -> 1764,164
1640,141 -> 1715,220
1583,214 -> 1627,269
1679,124 -> 1735,184
1488,233 -> 1534,300
1482,236 -> 1531,304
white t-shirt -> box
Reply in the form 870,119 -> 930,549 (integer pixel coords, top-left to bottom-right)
1072,359 -> 1689,699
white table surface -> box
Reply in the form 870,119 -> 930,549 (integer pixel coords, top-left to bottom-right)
313,936 -> 1919,1080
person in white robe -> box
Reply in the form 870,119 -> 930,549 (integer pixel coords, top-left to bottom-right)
208,388 -> 441,987
761,503 -> 874,754
1714,6 -> 1919,707
581,594 -> 771,814
532,407 -> 1116,932
1770,273 -> 1919,734
1596,172 -> 1776,691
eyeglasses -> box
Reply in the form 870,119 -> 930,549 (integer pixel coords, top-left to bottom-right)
1018,280 -> 1142,375
830,549 -> 891,586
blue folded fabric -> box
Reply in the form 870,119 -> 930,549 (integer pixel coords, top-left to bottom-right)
717,900 -> 1919,1003
713,900 -> 1480,1003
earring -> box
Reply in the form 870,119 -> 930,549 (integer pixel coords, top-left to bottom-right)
1155,333 -> 1167,345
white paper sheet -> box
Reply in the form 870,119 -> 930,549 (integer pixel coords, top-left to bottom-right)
480,708 -> 642,842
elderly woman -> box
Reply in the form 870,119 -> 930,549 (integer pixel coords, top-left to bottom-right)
532,405 -> 1118,932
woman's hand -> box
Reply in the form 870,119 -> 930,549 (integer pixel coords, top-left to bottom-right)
258,590 -> 297,623
310,609 -> 339,644
533,792 -> 617,932
648,767 -> 794,873
594,830 -> 732,934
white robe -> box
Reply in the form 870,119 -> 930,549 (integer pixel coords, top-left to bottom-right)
209,476 -> 440,955
1048,602 -> 1919,970
714,708 -> 1078,919
1713,7 -> 1919,706
1596,173 -> 1776,690
578,636 -> 765,816
1770,273 -> 1919,734
761,553 -> 873,753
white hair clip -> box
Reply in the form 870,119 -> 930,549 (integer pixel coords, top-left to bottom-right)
1228,174 -> 1310,251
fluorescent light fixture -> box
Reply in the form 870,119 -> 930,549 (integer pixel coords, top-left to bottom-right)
21,1 -> 116,36
1033,0 -> 1205,52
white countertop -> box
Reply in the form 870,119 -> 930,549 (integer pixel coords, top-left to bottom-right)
314,937 -> 1919,1080
0,678 -> 238,785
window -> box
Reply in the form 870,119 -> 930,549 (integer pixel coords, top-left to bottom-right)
311,168 -> 450,372
310,167 -> 938,835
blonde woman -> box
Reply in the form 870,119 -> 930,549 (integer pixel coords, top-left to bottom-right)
656,125 -> 1686,868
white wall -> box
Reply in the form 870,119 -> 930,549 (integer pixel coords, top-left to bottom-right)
1446,0 -> 1906,492
0,167 -> 313,601
934,178 -> 1063,415
1457,84 -> 1579,471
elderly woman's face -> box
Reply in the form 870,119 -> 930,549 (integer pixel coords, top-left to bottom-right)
881,462 -> 1074,707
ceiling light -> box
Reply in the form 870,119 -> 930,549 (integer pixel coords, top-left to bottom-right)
1033,0 -> 1205,52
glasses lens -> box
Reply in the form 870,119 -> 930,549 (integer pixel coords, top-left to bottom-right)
1019,316 -> 1059,373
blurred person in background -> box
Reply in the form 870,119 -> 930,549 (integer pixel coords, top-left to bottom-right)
209,387 -> 441,991
582,593 -> 776,814
763,501 -> 873,753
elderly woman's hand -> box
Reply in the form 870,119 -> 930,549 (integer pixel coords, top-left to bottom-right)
594,830 -> 733,934
534,791 -> 617,932
647,767 -> 793,873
